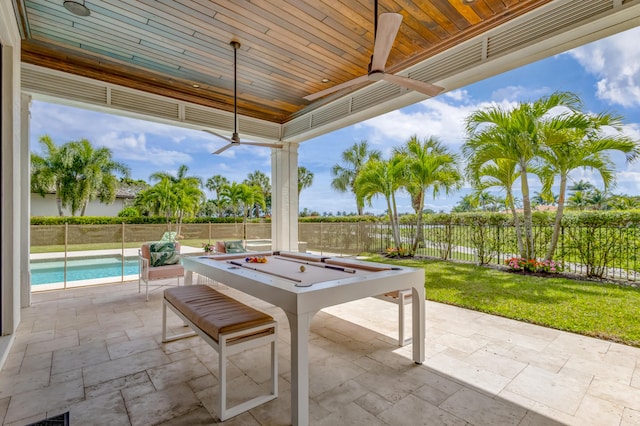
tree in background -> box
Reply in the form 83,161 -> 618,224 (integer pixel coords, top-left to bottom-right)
395,135 -> 461,253
298,166 -> 314,195
66,139 -> 130,216
464,92 -> 582,260
244,170 -> 271,217
31,135 -> 129,216
538,112 -> 640,260
331,140 -> 381,215
355,155 -> 405,251
31,135 -> 71,216
146,165 -> 204,235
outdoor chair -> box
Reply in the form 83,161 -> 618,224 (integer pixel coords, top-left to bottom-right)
139,241 -> 184,301
213,240 -> 248,254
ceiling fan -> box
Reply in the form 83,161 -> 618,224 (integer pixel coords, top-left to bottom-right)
206,41 -> 283,155
303,0 -> 444,102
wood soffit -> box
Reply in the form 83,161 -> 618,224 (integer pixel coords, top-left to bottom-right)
16,0 -> 552,124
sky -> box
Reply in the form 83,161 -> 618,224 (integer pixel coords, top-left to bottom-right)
29,26 -> 640,216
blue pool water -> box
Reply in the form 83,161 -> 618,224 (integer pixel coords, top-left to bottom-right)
30,256 -> 139,285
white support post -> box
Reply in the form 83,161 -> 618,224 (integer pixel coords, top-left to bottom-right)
271,143 -> 299,252
20,94 -> 32,308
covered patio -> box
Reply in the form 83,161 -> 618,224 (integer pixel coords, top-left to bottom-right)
3,1 -> 640,424
1,278 -> 639,425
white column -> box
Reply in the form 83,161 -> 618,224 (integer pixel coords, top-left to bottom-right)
20,94 -> 32,308
0,0 -> 22,366
271,143 -> 299,252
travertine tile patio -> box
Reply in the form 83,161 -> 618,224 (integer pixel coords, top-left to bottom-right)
1,278 -> 639,425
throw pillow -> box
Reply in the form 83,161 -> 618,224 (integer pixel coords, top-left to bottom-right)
148,242 -> 180,266
224,240 -> 247,254
150,250 -> 180,267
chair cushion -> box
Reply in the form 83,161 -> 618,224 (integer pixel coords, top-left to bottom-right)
215,241 -> 226,254
224,240 -> 247,254
148,263 -> 184,280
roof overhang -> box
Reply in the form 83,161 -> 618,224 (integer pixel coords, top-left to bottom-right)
20,0 -> 640,144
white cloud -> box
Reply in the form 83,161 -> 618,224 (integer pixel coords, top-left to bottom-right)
96,132 -> 192,166
490,85 -> 550,102
358,96 -> 518,150
567,27 -> 640,107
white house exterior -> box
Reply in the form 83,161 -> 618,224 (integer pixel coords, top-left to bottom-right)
30,192 -> 134,217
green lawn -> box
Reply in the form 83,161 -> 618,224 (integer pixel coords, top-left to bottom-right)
365,255 -> 640,347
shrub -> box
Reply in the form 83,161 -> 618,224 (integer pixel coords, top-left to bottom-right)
505,257 -> 562,273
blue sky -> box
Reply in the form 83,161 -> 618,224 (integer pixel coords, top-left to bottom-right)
30,26 -> 640,215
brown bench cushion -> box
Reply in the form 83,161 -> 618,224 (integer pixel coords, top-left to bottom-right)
164,285 -> 273,342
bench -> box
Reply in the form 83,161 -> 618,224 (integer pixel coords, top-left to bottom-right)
162,285 -> 277,421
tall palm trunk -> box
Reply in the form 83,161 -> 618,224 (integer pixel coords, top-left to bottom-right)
545,176 -> 567,261
520,163 -> 535,259
386,195 -> 401,249
56,197 -> 64,216
507,189 -> 524,257
412,190 -> 425,254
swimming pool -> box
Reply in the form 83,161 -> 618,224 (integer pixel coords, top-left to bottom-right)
30,256 -> 139,286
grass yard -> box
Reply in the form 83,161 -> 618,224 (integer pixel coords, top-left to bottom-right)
366,255 -> 640,348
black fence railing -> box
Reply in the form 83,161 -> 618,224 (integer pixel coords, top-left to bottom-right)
30,221 -> 639,288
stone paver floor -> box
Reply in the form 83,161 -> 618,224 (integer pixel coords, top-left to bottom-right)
1,278 -> 640,425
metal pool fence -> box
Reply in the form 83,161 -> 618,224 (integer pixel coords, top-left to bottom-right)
30,221 -> 640,287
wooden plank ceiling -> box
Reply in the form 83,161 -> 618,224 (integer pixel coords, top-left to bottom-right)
15,0 -> 551,124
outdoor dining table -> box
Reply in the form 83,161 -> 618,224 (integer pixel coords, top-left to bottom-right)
182,251 -> 425,426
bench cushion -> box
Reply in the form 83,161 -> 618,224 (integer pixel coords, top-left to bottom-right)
164,285 -> 273,342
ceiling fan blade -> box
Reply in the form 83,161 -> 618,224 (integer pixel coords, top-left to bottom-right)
383,73 -> 444,97
203,130 -> 233,144
304,74 -> 370,101
370,13 -> 403,71
239,141 -> 285,149
213,143 -> 234,155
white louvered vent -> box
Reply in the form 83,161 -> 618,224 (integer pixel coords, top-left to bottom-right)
310,99 -> 350,128
409,42 -> 483,82
22,67 -> 107,104
283,116 -> 311,138
184,106 -> 233,130
110,89 -> 178,119
351,83 -> 401,113
238,117 -> 281,140
488,0 -> 613,57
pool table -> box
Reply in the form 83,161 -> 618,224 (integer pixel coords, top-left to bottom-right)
182,251 -> 425,426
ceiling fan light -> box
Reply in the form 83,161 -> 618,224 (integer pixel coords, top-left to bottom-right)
321,78 -> 330,83
63,1 -> 91,16
463,0 -> 476,4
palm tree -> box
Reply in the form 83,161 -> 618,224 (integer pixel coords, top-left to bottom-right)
538,112 -> 640,260
467,158 -> 523,254
150,165 -> 203,235
244,170 -> 270,217
135,177 -> 178,226
464,91 -> 582,259
31,135 -> 71,216
395,136 -> 461,252
355,156 -> 405,250
31,136 -> 129,216
219,182 -> 245,225
331,140 -> 381,215
238,184 -> 266,227
65,139 -> 130,216
298,166 -> 314,195
452,194 -> 479,212
205,175 -> 230,218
